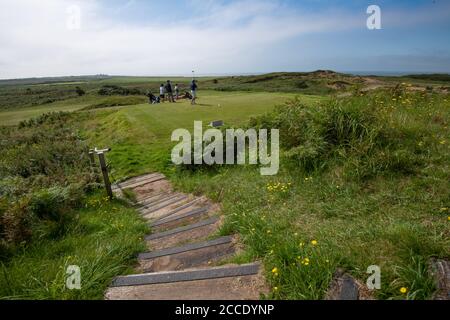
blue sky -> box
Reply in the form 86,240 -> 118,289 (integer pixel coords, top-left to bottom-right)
0,0 -> 449,78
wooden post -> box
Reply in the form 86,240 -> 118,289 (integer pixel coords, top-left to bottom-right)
97,151 -> 113,199
88,149 -> 96,167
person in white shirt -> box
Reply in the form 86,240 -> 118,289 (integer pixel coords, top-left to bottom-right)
174,84 -> 180,101
159,84 -> 165,102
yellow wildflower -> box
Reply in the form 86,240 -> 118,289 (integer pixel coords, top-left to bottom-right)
400,287 -> 408,294
311,240 -> 318,246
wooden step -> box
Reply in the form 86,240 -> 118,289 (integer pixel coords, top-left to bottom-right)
141,196 -> 191,220
106,263 -> 267,300
114,173 -> 162,189
151,198 -> 202,222
138,193 -> 184,210
146,216 -> 221,250
150,206 -> 211,231
138,236 -> 236,272
135,192 -> 167,206
113,175 -> 166,191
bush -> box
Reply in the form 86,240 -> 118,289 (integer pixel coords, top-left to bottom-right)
0,112 -> 95,252
98,85 -> 141,96
249,91 -> 431,179
75,86 -> 85,96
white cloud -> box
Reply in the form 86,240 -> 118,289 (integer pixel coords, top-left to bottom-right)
0,0 -> 363,78
0,0 -> 449,78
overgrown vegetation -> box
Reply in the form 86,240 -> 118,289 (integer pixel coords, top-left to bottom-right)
0,74 -> 448,300
0,112 -> 96,257
0,113 -> 148,299
250,86 -> 446,180
170,88 -> 449,300
98,85 -> 142,96
0,193 -> 147,300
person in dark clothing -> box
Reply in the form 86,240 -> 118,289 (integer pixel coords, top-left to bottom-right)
146,91 -> 159,104
165,80 -> 174,103
190,80 -> 198,105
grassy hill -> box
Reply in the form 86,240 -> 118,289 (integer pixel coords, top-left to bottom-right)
2,71 -> 450,121
0,72 -> 449,300
82,87 -> 449,300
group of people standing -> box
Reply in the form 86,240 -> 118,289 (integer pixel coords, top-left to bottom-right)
152,80 -> 198,105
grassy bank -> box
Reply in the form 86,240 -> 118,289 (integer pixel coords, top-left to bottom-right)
0,192 -> 147,299
0,113 -> 148,300
1,86 -> 448,300
84,88 -> 449,300
82,91 -> 321,177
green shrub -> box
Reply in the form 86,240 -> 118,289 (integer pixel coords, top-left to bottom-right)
249,91 -> 433,179
0,112 -> 95,252
75,86 -> 85,96
98,85 -> 141,96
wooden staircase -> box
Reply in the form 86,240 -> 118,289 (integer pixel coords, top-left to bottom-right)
105,173 -> 268,300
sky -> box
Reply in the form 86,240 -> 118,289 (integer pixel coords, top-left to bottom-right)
0,0 -> 450,79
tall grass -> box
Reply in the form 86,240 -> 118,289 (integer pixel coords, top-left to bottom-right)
171,88 -> 449,299
0,193 -> 148,300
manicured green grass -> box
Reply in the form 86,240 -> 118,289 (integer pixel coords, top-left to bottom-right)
0,192 -> 148,300
83,91 -> 322,178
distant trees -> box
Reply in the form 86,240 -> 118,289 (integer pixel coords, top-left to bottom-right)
98,85 -> 141,96
75,86 -> 86,96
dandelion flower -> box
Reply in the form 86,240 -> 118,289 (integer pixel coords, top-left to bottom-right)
273,287 -> 278,292
272,267 -> 278,274
311,240 -> 318,246
400,287 -> 408,294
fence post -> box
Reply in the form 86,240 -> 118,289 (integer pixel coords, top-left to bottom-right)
88,149 -> 96,168
95,149 -> 113,199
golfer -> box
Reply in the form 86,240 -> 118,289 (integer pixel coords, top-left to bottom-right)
190,80 -> 198,105
174,84 -> 180,101
165,80 -> 174,103
159,84 -> 165,102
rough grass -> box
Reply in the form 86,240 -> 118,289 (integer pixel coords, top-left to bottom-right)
86,88 -> 449,300
1,85 -> 448,300
169,90 -> 449,300
0,192 -> 148,300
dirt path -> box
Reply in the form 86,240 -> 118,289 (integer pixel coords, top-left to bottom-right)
105,173 -> 268,300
